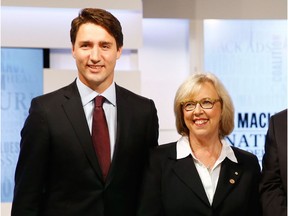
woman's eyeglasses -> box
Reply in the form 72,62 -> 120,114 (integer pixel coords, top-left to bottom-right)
181,98 -> 222,111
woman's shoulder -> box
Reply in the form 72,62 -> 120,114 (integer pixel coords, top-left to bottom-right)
231,146 -> 259,164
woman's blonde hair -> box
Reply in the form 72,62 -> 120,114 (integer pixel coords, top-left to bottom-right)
174,72 -> 234,139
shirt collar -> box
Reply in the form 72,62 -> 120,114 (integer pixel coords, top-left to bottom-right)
176,136 -> 238,163
76,78 -> 116,106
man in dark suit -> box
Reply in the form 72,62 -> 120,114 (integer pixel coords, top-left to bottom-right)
11,8 -> 159,216
260,109 -> 287,216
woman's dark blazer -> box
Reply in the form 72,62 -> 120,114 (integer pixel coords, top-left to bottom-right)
11,80 -> 159,216
138,141 -> 262,216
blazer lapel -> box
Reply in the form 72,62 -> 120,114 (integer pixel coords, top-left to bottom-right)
61,81 -> 103,180
172,155 -> 210,206
212,158 -> 243,208
104,85 -> 129,186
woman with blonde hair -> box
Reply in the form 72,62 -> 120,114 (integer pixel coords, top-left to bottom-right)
138,72 -> 261,216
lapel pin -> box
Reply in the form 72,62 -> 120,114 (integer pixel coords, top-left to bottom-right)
229,179 -> 235,184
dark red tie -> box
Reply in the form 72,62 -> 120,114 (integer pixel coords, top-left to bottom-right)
92,95 -> 111,180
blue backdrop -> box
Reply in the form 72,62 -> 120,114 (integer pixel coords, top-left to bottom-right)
1,48 -> 43,202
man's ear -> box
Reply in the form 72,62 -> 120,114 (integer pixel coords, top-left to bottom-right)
72,45 -> 76,58
116,47 -> 123,59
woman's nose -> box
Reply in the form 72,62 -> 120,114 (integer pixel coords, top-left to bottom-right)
193,103 -> 203,114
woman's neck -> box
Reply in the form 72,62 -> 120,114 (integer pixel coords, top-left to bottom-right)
189,136 -> 222,170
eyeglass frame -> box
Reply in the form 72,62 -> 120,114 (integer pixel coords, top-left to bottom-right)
181,98 -> 222,111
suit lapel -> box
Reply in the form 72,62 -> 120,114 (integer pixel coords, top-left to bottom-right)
172,152 -> 243,208
61,81 -> 103,180
172,155 -> 210,206
104,85 -> 126,186
212,158 -> 243,208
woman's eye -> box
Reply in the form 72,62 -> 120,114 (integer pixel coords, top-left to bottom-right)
185,102 -> 196,109
202,100 -> 212,105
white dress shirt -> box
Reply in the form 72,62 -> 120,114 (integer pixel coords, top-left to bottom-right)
76,78 -> 117,159
176,136 -> 238,205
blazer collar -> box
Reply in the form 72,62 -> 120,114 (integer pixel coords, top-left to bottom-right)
171,137 -> 243,208
176,136 -> 238,164
76,78 -> 116,106
172,155 -> 211,205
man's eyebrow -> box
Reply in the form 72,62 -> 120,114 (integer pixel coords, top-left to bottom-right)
77,40 -> 113,46
78,40 -> 92,44
99,41 -> 113,45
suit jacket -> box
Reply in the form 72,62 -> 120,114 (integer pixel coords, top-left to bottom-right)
260,109 -> 287,216
137,141 -> 262,216
11,80 -> 159,216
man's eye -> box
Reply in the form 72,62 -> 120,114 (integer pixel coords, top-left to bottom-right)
102,45 -> 110,49
100,42 -> 111,49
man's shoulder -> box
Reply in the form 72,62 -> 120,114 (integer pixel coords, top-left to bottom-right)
33,80 -> 77,103
115,84 -> 152,103
273,108 -> 287,121
150,142 -> 177,158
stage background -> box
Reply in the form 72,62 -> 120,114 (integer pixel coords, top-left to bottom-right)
1,48 -> 44,202
204,20 -> 287,163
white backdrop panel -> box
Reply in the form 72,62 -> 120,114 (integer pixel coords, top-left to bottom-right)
2,7 -> 142,50
139,19 -> 190,144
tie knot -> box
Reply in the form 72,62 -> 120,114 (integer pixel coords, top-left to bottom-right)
95,95 -> 105,107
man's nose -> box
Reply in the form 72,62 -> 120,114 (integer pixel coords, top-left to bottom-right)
90,47 -> 100,61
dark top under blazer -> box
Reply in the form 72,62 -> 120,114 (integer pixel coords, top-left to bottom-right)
260,109 -> 287,216
11,80 -> 159,216
137,141 -> 262,216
